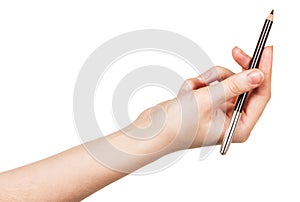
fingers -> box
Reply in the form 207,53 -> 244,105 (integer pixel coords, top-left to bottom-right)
232,46 -> 252,70
242,46 -> 273,122
199,66 -> 236,84
253,46 -> 273,97
230,46 -> 273,142
207,69 -> 265,106
178,66 -> 234,96
181,46 -> 271,108
177,77 -> 206,97
221,46 -> 272,103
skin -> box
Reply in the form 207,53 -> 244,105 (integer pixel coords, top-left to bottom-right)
0,46 -> 272,201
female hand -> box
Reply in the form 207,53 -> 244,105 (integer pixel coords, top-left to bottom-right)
132,46 -> 273,152
0,46 -> 272,201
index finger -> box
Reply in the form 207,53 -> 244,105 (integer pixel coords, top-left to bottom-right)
255,46 -> 273,98
241,46 -> 273,130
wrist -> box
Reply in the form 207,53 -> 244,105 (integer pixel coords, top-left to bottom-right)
108,124 -> 176,157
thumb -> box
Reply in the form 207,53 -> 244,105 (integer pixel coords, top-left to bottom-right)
210,69 -> 264,105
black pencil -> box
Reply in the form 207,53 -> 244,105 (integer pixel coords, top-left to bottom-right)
220,10 -> 274,155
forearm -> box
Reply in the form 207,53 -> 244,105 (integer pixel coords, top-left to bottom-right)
0,127 -> 173,201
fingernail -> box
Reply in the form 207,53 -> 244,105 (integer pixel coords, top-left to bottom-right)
200,69 -> 211,80
235,46 -> 245,57
178,83 -> 190,96
182,83 -> 191,92
235,46 -> 241,52
247,71 -> 264,85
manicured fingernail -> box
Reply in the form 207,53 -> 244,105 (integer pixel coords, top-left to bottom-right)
247,71 -> 264,84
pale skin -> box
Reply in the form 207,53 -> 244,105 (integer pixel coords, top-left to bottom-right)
0,46 -> 273,201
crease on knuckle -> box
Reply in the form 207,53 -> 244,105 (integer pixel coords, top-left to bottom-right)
228,80 -> 241,96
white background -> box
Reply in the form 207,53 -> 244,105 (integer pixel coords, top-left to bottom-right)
0,0 -> 299,201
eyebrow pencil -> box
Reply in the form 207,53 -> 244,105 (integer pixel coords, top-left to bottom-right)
220,10 -> 274,155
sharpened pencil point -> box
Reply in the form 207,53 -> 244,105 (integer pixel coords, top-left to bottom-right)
271,10 -> 274,15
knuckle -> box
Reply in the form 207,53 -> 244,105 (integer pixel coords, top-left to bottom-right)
215,66 -> 233,81
214,66 -> 225,80
261,90 -> 271,103
214,65 -> 225,71
183,79 -> 193,89
184,78 -> 192,83
228,80 -> 242,95
267,90 -> 272,101
237,134 -> 250,143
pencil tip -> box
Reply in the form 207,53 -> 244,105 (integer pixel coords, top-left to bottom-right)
270,10 -> 274,15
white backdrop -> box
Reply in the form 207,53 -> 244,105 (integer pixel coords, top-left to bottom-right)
0,0 -> 299,201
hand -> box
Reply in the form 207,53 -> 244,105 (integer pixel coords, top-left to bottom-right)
132,46 -> 273,152
0,46 -> 273,201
